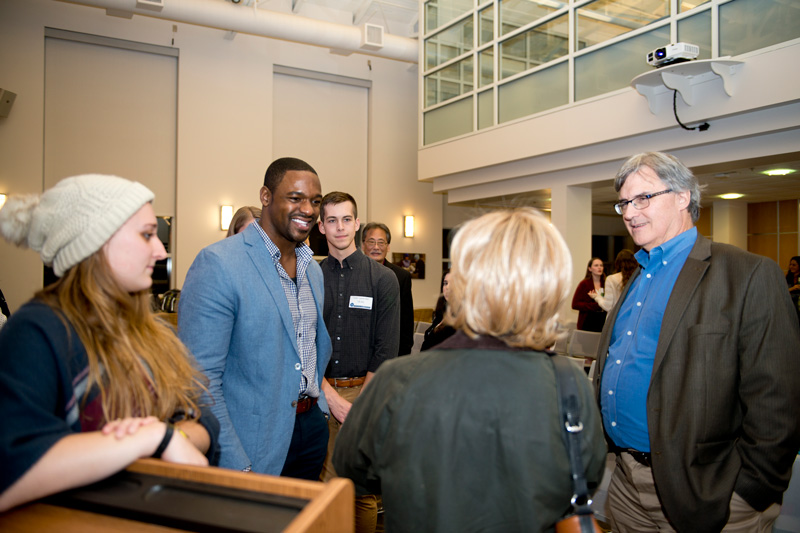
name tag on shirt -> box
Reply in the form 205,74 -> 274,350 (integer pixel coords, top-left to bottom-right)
349,296 -> 373,310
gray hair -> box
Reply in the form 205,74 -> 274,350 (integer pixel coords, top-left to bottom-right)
361,221 -> 392,244
614,152 -> 704,223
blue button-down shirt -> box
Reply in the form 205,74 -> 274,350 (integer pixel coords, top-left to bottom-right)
601,227 -> 697,452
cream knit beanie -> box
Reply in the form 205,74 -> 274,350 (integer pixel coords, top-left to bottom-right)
0,174 -> 154,276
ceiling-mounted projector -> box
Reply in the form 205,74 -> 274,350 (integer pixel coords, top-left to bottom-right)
646,43 -> 700,68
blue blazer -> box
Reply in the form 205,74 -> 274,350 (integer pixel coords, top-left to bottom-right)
178,223 -> 331,474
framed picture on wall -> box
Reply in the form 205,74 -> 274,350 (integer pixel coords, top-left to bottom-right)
392,252 -> 426,279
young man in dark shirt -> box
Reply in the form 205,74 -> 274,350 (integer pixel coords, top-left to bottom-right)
318,191 -> 400,533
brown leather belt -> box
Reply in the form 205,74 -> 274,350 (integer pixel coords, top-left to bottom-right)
326,376 -> 366,388
294,395 -> 318,414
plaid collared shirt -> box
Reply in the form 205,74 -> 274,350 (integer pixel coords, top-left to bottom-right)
254,221 -> 319,398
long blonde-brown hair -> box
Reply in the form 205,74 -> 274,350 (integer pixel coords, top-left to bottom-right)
37,251 -> 205,423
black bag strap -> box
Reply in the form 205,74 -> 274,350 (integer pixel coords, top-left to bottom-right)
551,355 -> 597,533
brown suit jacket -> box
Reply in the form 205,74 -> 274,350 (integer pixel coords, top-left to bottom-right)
595,234 -> 800,533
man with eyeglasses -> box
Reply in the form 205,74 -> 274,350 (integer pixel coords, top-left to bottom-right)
595,152 -> 800,533
361,222 -> 415,356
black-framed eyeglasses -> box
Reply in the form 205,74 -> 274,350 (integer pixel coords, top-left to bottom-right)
614,189 -> 673,215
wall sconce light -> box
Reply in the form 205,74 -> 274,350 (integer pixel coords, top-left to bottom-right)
403,215 -> 414,238
220,205 -> 233,231
0,193 -> 6,209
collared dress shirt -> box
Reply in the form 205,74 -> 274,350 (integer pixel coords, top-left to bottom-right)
254,221 -> 319,398
320,249 -> 400,378
601,227 -> 697,452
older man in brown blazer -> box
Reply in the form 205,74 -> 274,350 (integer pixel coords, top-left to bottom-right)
595,152 -> 800,533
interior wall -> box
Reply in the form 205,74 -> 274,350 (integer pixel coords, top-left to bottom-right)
0,0 -> 440,311
272,72 -> 368,220
43,32 -> 177,215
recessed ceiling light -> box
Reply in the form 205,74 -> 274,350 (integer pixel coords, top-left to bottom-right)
719,193 -> 744,200
762,168 -> 796,176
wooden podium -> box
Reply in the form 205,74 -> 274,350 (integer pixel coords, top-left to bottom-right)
0,459 -> 354,533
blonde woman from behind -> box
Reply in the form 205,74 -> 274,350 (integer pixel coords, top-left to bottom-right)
333,207 -> 607,533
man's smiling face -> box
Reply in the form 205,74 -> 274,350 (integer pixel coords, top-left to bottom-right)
260,169 -> 322,248
618,165 -> 690,251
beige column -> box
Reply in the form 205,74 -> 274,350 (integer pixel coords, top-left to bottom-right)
712,199 -> 747,250
551,183 -> 593,325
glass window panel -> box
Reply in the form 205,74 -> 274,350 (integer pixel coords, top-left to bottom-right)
500,14 -> 569,79
677,10 -> 711,61
479,5 -> 494,46
479,48 -> 494,87
501,57 -> 526,79
678,1 -> 710,13
498,61 -> 568,123
576,0 -> 669,50
720,0 -> 800,57
500,0 -> 565,37
424,96 -> 473,144
425,0 -> 474,33
425,17 -> 475,70
425,56 -> 475,107
425,77 -> 436,107
478,89 -> 494,130
575,26 -> 669,101
440,80 -> 462,101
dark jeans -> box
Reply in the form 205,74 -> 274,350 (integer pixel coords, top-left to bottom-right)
280,404 -> 329,481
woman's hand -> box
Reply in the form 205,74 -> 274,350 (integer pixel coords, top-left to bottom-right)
103,417 -> 208,465
102,416 -> 159,439
588,290 -> 598,299
161,426 -> 209,466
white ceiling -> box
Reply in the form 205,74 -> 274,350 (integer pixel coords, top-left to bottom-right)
248,0 -> 420,38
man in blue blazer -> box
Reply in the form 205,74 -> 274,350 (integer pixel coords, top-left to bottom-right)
179,158 -> 332,479
596,152 -> 800,532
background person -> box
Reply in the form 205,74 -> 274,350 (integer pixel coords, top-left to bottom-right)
334,208 -> 606,533
226,205 -> 261,237
787,256 -> 800,325
0,174 -> 218,512
421,269 -> 454,351
571,257 -> 607,331
786,255 -> 800,322
361,222 -> 414,356
591,249 -> 636,312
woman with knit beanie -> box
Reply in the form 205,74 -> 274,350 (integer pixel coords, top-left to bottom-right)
0,174 -> 219,512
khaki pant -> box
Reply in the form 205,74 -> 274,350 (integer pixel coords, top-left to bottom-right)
608,451 -> 781,532
321,383 -> 378,533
